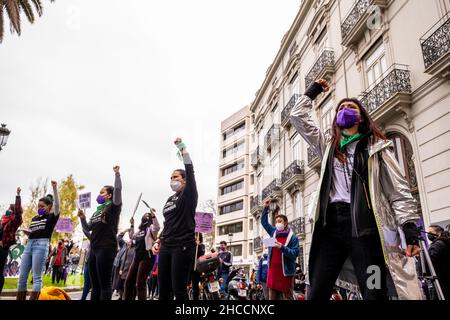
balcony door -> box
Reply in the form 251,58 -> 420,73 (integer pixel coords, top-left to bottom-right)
365,42 -> 388,88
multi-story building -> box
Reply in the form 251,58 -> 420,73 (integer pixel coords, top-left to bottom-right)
249,0 -> 450,281
216,106 -> 256,274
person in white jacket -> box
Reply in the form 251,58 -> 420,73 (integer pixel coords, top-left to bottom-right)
123,209 -> 160,300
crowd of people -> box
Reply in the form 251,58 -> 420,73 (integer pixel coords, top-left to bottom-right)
1,82 -> 450,300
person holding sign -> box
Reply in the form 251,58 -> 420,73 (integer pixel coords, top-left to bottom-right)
17,181 -> 60,300
261,200 -> 299,300
123,209 -> 160,300
78,165 -> 122,300
0,187 -> 23,295
158,138 -> 198,301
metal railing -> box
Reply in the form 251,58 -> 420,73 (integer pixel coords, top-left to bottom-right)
307,146 -> 319,165
262,179 -> 282,200
305,49 -> 335,89
360,64 -> 411,114
290,217 -> 305,238
264,124 -> 280,151
251,146 -> 261,167
254,236 -> 263,252
420,12 -> 450,69
341,0 -> 371,40
281,160 -> 305,185
281,94 -> 300,126
251,195 -> 261,212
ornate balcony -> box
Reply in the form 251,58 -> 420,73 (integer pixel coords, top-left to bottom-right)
262,179 -> 282,201
250,195 -> 262,216
264,124 -> 280,152
305,49 -> 335,89
251,146 -> 261,168
420,12 -> 450,77
281,94 -> 300,128
360,64 -> 412,123
291,217 -> 306,240
254,236 -> 263,253
341,0 -> 388,47
281,160 -> 305,191
307,146 -> 321,170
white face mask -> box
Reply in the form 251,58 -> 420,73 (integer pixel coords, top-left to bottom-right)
275,223 -> 285,231
170,181 -> 183,192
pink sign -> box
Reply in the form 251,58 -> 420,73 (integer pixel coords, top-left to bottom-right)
55,218 -> 75,234
195,212 -> 213,233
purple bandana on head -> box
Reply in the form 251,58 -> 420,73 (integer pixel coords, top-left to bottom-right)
337,108 -> 360,129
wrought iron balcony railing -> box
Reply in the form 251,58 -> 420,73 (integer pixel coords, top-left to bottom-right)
305,49 -> 335,89
254,236 -> 263,252
420,12 -> 450,70
360,64 -> 411,114
264,124 -> 280,152
307,146 -> 320,168
340,0 -> 387,45
251,146 -> 261,168
291,217 -> 306,239
281,94 -> 300,127
262,179 -> 282,200
250,195 -> 261,212
281,160 -> 305,186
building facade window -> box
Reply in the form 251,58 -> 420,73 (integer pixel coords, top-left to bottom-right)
291,134 -> 302,162
219,200 -> 244,215
222,160 -> 245,176
230,245 -> 243,257
320,96 -> 334,134
364,41 -> 388,88
294,191 -> 303,220
218,222 -> 243,235
249,242 -> 253,255
249,219 -> 253,231
223,140 -> 245,159
223,122 -> 246,141
221,180 -> 244,195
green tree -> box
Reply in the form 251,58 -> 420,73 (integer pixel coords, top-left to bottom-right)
0,0 -> 55,43
22,177 -> 48,228
52,174 -> 84,243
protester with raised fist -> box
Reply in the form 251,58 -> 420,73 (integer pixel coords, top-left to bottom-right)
123,209 -> 160,300
290,79 -> 422,300
0,187 -> 23,294
158,138 -> 198,300
17,181 -> 60,300
78,165 -> 122,300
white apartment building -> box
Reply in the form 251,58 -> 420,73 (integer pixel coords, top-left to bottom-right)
216,106 -> 256,274
249,0 -> 450,277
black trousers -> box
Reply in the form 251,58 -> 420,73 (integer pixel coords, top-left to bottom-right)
158,243 -> 195,300
191,270 -> 201,300
52,265 -> 64,283
88,246 -> 116,300
0,246 -> 9,294
124,256 -> 155,301
308,202 -> 388,300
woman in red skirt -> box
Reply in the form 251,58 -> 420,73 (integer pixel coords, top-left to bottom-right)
261,200 -> 300,300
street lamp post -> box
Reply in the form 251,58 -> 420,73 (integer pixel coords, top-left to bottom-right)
0,124 -> 11,151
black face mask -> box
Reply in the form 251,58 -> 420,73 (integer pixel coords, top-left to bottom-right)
428,234 -> 437,242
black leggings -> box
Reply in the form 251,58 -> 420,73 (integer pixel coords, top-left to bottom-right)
88,246 -> 116,300
191,270 -> 201,300
308,202 -> 388,300
158,243 -> 195,300
0,246 -> 9,294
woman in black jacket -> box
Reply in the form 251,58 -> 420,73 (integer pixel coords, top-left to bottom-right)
154,138 -> 198,300
78,165 -> 122,300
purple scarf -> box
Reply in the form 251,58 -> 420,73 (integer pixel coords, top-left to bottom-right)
276,227 -> 290,238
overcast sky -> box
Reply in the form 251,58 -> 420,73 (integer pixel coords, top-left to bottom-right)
0,0 -> 300,235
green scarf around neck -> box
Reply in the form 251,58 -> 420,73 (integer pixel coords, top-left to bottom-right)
92,200 -> 112,217
339,131 -> 362,151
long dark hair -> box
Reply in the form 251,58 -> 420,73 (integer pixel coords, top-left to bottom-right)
330,98 -> 386,163
101,185 -> 114,222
